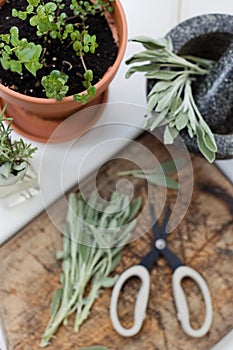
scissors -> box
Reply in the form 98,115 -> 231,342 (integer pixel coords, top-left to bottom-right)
110,204 -> 213,338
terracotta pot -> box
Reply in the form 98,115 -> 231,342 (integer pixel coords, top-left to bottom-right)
0,0 -> 128,143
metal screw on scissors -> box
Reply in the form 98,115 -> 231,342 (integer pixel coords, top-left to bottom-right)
110,204 -> 213,338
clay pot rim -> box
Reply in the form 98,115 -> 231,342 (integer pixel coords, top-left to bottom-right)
0,0 -> 128,106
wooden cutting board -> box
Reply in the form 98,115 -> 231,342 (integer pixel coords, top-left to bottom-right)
0,132 -> 233,350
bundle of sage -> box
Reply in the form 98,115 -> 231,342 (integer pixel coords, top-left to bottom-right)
126,36 -> 217,162
41,192 -> 141,347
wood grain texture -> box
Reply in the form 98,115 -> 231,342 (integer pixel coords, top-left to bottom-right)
0,132 -> 233,350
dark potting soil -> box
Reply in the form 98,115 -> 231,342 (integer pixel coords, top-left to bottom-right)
0,0 -> 118,98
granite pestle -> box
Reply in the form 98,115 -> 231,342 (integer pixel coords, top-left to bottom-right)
194,41 -> 233,132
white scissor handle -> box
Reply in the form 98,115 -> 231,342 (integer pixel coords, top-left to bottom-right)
172,265 -> 213,338
110,265 -> 150,337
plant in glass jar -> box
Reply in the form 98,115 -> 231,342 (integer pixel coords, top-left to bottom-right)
0,105 -> 37,186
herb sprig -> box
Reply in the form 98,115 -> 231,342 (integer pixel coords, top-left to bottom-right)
41,192 -> 141,347
126,36 -> 217,162
118,159 -> 182,190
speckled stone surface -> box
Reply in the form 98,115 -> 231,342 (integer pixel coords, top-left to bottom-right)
195,41 -> 233,131
166,14 -> 233,159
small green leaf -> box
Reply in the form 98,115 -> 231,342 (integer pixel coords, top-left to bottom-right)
156,90 -> 173,112
17,44 -> 36,61
125,63 -> 159,79
203,132 -> 217,152
84,45 -> 90,53
170,96 -> 183,113
73,40 -> 82,52
45,2 -> 57,12
25,61 -> 43,76
164,125 -> 178,144
26,4 -> 34,13
199,119 -> 217,151
50,31 -> 58,39
50,288 -> 63,318
149,81 -> 171,94
0,58 -> 10,70
125,51 -> 163,65
29,15 -> 39,26
196,126 -> 215,163
87,85 -> 96,97
12,9 -> 18,17
28,0 -> 40,6
147,92 -> 160,112
145,70 -> 180,80
81,93 -> 89,104
148,110 -> 168,130
9,26 -> 18,35
73,94 -> 82,102
0,34 -> 10,44
65,23 -> 74,33
9,60 -> 22,74
84,69 -> 93,81
175,112 -> 189,130
90,45 -> 96,54
129,36 -> 167,50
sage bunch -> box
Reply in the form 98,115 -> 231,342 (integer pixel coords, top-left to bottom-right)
41,192 -> 141,347
126,36 -> 217,162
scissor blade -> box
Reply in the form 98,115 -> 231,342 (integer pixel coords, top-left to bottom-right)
140,247 -> 160,272
149,203 -> 170,239
160,205 -> 171,236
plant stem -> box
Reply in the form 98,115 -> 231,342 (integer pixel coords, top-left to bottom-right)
80,51 -> 87,71
74,280 -> 101,332
187,80 -> 204,121
170,52 -> 209,74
